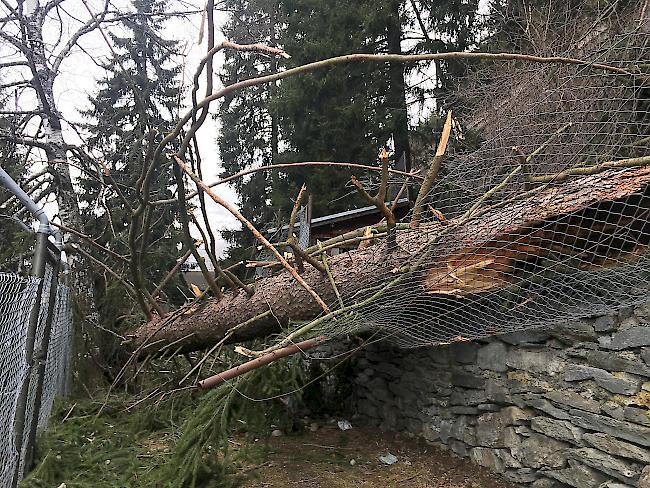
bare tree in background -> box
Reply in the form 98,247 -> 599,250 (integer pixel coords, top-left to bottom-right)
0,0 -> 145,369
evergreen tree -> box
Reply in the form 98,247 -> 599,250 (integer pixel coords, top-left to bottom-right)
273,0 -> 396,216
407,0 -> 481,102
218,0 -> 482,263
218,0 -> 284,263
0,107 -> 33,273
79,0 -> 185,325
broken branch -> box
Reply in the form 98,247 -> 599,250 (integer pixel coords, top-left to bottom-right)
174,156 -> 331,315
411,110 -> 453,228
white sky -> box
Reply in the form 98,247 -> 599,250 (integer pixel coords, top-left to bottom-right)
2,0 -> 490,259
2,0 -> 239,256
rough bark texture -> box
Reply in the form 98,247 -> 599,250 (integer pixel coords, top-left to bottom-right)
24,7 -> 104,365
125,236 -> 417,354
125,166 -> 650,355
386,0 -> 411,172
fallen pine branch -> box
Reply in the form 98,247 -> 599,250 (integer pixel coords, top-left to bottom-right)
198,336 -> 328,389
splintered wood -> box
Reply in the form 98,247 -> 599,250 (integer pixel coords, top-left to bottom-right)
425,166 -> 650,296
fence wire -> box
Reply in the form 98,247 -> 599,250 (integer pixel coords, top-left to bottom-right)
0,268 -> 73,486
275,7 -> 650,350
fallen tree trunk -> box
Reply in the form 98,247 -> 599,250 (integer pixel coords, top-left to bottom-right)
124,166 -> 650,355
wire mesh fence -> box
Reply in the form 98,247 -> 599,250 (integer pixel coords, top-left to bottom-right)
272,5 -> 650,350
0,266 -> 73,486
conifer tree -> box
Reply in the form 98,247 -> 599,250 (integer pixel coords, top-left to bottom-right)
218,0 -> 284,263
79,0 -> 185,324
218,0 -> 482,263
0,107 -> 32,273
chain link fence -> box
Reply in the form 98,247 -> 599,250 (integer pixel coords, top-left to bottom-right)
0,265 -> 74,486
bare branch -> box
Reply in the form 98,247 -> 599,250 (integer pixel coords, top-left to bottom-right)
51,222 -> 130,263
65,244 -> 137,298
0,133 -> 48,150
351,149 -> 397,247
51,0 -> 110,74
411,110 -> 453,228
175,156 -> 331,315
0,60 -> 28,68
152,162 -> 422,205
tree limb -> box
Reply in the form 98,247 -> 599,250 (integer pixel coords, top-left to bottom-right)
411,110 -> 453,228
175,156 -> 331,315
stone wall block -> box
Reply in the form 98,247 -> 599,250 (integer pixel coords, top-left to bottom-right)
503,467 -> 539,484
451,342 -> 479,364
531,417 -> 584,445
512,433 -> 568,469
500,329 -> 552,345
477,342 -> 509,372
546,460 -> 609,488
602,326 -> 650,351
544,390 -> 601,414
564,364 -> 643,395
507,349 -> 565,375
373,361 -> 402,378
519,396 -> 572,420
587,350 -> 650,377
597,482 -> 635,488
637,465 -> 650,488
568,448 -> 642,483
595,315 -> 618,333
470,447 -> 506,473
531,477 -> 566,488
450,370 -> 486,389
634,301 -> 650,322
568,409 -> 650,447
641,348 -> 650,366
582,433 -> 650,464
622,406 -> 650,427
552,320 -> 597,344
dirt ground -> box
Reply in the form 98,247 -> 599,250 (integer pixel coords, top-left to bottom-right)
241,421 -> 514,488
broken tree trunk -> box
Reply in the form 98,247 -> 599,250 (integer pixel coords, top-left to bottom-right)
124,166 -> 650,355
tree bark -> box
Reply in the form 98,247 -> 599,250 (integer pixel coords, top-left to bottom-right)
386,0 -> 411,172
124,165 -> 650,355
24,8 -> 105,366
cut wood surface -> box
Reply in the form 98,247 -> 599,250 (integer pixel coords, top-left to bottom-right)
124,166 -> 650,355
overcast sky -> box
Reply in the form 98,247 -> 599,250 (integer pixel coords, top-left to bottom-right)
3,0 -> 488,259
0,0 -> 239,257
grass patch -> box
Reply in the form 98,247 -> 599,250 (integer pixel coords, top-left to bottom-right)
22,353 -> 305,488
21,394 -> 191,487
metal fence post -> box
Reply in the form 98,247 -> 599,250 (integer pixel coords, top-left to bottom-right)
10,231 -> 48,486
23,255 -> 60,472
0,165 -> 53,487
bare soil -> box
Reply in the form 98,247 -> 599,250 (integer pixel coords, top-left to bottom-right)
241,421 -> 514,488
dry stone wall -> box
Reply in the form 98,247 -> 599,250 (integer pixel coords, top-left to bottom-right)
353,303 -> 650,487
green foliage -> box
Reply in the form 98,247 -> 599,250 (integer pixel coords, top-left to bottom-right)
218,0 -> 284,266
21,394 -> 190,488
25,352 -> 306,487
272,0 -> 396,216
0,112 -> 34,274
156,355 -> 305,487
218,0 -> 483,264
77,0 -> 186,326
